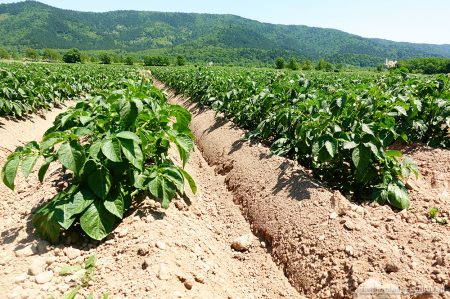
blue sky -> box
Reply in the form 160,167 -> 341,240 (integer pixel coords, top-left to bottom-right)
1,0 -> 449,44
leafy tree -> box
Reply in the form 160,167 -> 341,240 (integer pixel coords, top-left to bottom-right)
99,53 -> 112,64
89,54 -> 99,63
287,57 -> 299,70
302,59 -> 313,70
275,57 -> 285,69
397,57 -> 450,74
124,56 -> 134,65
316,59 -> 333,71
80,52 -> 90,63
176,55 -> 187,66
42,48 -> 61,61
63,48 -> 82,63
143,56 -> 170,66
25,48 -> 39,60
0,48 -> 10,59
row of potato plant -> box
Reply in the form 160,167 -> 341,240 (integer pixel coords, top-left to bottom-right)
0,62 -> 139,117
153,67 -> 450,209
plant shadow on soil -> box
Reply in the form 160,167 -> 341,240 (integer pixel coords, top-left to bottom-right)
228,139 -> 244,155
0,227 -> 21,246
270,159 -> 322,202
205,116 -> 228,134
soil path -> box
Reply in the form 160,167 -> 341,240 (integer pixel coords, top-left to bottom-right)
0,107 -> 302,297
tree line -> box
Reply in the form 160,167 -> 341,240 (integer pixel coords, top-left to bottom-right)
2,47 -> 449,74
274,57 -> 341,72
0,47 -> 188,66
396,57 -> 450,74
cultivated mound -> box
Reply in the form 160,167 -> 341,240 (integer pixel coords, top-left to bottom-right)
157,81 -> 450,299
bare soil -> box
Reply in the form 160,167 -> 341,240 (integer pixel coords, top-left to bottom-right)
154,81 -> 450,299
0,106 -> 301,298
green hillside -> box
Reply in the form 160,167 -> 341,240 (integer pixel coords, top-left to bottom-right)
1,1 -> 450,66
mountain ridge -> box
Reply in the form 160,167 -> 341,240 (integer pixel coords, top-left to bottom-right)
1,1 -> 450,66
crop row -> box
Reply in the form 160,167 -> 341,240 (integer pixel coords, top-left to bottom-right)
0,62 -> 140,118
2,64 -> 196,242
153,67 -> 450,209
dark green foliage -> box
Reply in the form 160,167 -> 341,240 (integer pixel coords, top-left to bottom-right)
275,57 -> 285,69
397,57 -> 450,74
176,55 -> 187,66
302,60 -> 313,70
316,59 -> 334,71
0,48 -> 10,59
25,48 -> 39,60
144,56 -> 170,66
124,56 -> 134,65
63,48 -> 82,63
1,1 -> 450,67
153,66 -> 450,210
1,64 -> 196,242
42,48 -> 61,61
99,53 -> 112,64
287,58 -> 299,70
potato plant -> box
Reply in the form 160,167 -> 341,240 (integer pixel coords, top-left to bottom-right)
0,62 -> 139,118
2,67 -> 196,242
153,67 -> 450,209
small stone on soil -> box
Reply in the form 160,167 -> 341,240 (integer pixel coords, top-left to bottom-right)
231,234 -> 253,251
35,271 -> 54,284
155,241 -> 167,250
345,245 -> 354,256
184,279 -> 194,290
14,245 -> 35,257
329,212 -> 338,219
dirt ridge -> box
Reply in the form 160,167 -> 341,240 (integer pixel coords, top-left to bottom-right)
155,80 -> 450,299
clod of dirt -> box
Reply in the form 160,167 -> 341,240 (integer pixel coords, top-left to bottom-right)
28,259 -> 46,276
194,273 -> 206,284
137,245 -> 149,256
142,259 -> 151,270
63,247 -> 81,260
14,245 -> 36,257
14,274 -> 27,283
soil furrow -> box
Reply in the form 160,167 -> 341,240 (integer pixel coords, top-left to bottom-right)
154,80 -> 450,299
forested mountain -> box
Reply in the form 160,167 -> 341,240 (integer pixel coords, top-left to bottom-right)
1,1 -> 450,66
